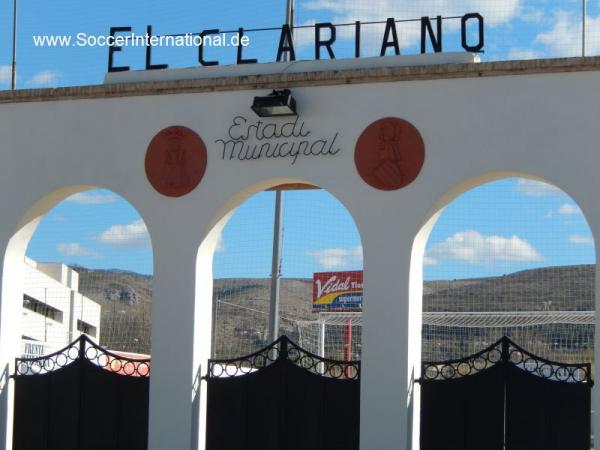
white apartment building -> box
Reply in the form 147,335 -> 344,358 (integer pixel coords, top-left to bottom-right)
21,257 -> 101,358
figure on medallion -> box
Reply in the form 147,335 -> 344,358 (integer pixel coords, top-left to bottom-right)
160,128 -> 189,189
373,121 -> 406,188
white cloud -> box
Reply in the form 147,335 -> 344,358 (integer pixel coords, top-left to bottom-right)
304,0 -> 519,25
292,20 -> 318,49
97,219 -> 151,248
558,203 -> 581,215
426,230 -> 543,264
423,256 -> 437,265
66,192 -> 116,205
519,6 -> 544,24
215,234 -> 225,253
536,10 -> 600,57
307,245 -> 363,269
0,65 -> 11,84
300,0 -> 520,50
569,234 -> 594,245
515,179 -> 564,197
57,242 -> 101,257
507,48 -> 542,60
29,70 -> 60,86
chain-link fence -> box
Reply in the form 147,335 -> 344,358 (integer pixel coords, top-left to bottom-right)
23,189 -> 153,358
422,177 -> 595,366
212,188 -> 363,359
1,0 -> 598,90
21,177 -> 596,371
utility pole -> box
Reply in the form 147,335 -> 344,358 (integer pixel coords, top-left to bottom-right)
267,0 -> 294,345
286,0 -> 294,34
582,0 -> 587,57
267,190 -> 284,344
43,288 -> 48,342
11,0 -> 17,89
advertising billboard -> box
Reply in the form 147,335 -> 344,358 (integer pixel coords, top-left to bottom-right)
312,271 -> 363,312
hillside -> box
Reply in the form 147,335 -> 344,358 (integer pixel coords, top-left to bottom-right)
423,264 -> 595,312
72,264 -> 595,357
74,266 -> 153,354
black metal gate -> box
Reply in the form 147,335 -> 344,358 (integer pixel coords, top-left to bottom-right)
419,336 -> 593,450
12,335 -> 150,450
204,335 -> 360,450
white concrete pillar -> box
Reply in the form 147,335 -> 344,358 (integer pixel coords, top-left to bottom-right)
359,220 -> 419,450
148,237 -> 200,450
572,193 -> 600,444
194,224 -> 223,450
590,221 -> 600,444
0,219 -> 38,450
593,263 -> 600,443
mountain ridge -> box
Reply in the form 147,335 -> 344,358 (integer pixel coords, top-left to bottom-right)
71,264 -> 595,356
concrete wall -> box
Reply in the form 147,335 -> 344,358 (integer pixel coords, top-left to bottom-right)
23,259 -> 70,348
71,292 -> 101,340
36,261 -> 79,290
22,259 -> 101,352
0,57 -> 599,450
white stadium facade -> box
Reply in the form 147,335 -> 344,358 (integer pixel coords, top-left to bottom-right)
21,258 -> 101,359
1,52 -> 600,450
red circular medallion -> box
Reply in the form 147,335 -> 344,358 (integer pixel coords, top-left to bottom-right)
145,126 -> 207,197
354,117 -> 425,191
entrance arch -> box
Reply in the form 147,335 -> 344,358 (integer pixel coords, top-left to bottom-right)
1,185 -> 154,449
195,180 -> 364,449
411,173 -> 596,448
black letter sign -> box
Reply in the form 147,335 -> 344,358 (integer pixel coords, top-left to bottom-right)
380,18 -> 400,56
237,28 -> 258,64
107,26 -> 131,73
461,13 -> 484,52
146,25 -> 168,70
421,16 -> 442,53
276,24 -> 296,62
355,21 -> 361,58
199,29 -> 219,66
315,23 -> 336,60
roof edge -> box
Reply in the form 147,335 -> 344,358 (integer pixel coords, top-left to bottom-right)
1,56 -> 599,104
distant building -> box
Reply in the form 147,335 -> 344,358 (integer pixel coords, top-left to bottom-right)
21,257 -> 101,358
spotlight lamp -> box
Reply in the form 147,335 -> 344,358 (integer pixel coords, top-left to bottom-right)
251,89 -> 297,117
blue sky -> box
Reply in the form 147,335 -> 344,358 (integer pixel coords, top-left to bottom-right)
26,190 -> 154,275
424,178 -> 595,280
0,0 -> 598,88
25,178 -> 596,281
14,2 -> 598,279
214,190 -> 363,279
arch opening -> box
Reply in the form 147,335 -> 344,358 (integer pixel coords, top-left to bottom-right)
0,186 -> 155,449
207,183 -> 364,362
195,181 -> 365,450
13,187 -> 154,359
418,176 -> 596,365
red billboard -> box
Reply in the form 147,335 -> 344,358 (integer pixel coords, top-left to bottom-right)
312,271 -> 363,312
